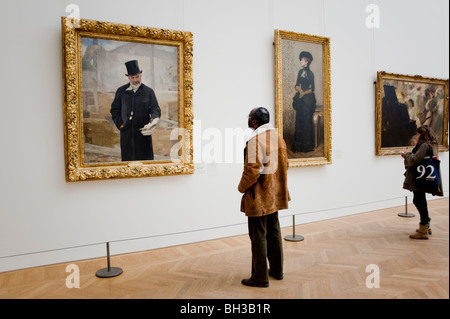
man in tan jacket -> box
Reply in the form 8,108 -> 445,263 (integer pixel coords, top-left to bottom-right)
238,107 -> 290,287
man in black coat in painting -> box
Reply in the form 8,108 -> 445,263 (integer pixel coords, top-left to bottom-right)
111,60 -> 161,161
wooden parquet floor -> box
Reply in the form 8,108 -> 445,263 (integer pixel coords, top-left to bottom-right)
0,198 -> 448,299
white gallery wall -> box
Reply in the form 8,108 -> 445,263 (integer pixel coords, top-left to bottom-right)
0,0 -> 448,272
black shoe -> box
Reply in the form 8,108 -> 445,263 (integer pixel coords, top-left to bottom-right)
269,270 -> 283,280
241,277 -> 269,288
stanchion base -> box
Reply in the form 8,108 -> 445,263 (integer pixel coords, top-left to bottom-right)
284,235 -> 304,242
96,267 -> 123,278
398,213 -> 415,218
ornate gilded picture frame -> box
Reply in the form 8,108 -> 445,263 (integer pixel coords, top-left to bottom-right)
274,30 -> 332,167
375,71 -> 449,156
62,17 -> 194,181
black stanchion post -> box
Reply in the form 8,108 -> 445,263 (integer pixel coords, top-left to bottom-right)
284,215 -> 304,242
96,242 -> 123,278
398,196 -> 415,218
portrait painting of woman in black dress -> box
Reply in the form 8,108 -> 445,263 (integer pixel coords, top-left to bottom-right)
292,51 -> 316,153
275,30 -> 332,167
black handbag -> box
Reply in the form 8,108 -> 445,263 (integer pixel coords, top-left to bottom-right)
413,155 -> 443,196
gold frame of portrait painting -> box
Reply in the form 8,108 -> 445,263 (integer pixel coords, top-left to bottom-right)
375,71 -> 449,156
61,17 -> 194,181
274,30 -> 332,167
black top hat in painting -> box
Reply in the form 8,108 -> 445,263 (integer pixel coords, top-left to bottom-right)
125,60 -> 142,76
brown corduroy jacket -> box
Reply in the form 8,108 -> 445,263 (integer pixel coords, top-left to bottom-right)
238,125 -> 291,217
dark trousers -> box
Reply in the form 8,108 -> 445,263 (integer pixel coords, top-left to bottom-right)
247,212 -> 283,282
413,191 -> 430,226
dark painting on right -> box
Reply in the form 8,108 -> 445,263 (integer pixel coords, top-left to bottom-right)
376,71 -> 449,155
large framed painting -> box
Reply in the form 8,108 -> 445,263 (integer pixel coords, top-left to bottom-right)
375,71 -> 449,156
61,17 -> 194,181
274,30 -> 332,167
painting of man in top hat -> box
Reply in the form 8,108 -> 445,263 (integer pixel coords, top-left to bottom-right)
62,17 -> 194,181
81,37 -> 179,163
110,60 -> 161,161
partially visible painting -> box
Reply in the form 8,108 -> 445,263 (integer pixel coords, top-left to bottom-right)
274,30 -> 332,167
375,71 -> 449,156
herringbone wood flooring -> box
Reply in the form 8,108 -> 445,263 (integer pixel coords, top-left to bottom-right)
0,198 -> 448,299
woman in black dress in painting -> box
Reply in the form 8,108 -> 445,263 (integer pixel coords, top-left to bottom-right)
292,51 -> 316,153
